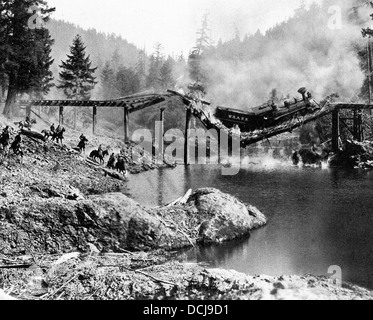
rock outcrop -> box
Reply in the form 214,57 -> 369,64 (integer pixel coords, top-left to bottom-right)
0,130 -> 267,257
0,190 -> 266,256
186,188 -> 267,244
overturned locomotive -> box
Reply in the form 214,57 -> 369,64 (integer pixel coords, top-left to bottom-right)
215,87 -> 321,132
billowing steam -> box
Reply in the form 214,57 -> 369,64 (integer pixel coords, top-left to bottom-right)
199,0 -> 370,109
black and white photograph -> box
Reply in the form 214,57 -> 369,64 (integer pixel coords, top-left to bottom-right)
1,0 -> 373,305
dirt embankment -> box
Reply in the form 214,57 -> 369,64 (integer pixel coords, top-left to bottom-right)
0,125 -> 270,299
1,253 -> 372,301
0,132 -> 267,255
1,124 -> 372,300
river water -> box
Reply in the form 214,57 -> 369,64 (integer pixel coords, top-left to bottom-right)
127,158 -> 373,290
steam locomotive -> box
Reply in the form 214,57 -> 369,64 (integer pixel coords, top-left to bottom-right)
215,87 -> 321,132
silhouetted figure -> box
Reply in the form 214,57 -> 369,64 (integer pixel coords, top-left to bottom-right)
0,126 -> 11,151
10,134 -> 23,156
52,127 -> 65,144
107,153 -> 116,170
115,156 -> 127,175
78,134 -> 88,154
89,148 -> 109,165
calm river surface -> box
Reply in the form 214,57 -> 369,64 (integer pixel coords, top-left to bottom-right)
127,159 -> 373,290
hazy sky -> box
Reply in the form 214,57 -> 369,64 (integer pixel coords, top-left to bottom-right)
47,0 -> 323,55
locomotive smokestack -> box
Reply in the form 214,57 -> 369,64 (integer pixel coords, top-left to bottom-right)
298,87 -> 307,101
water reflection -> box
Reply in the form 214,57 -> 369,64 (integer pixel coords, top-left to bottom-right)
127,163 -> 373,289
185,237 -> 251,268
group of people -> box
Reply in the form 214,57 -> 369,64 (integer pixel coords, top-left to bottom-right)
0,125 -> 23,158
15,116 -> 35,131
107,150 -> 128,175
76,134 -> 128,175
42,123 -> 66,144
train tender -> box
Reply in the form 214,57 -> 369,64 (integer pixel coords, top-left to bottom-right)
215,87 -> 321,132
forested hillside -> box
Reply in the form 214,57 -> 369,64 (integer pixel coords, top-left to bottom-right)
45,18 -> 141,99
192,0 -> 371,109
2,0 -> 372,136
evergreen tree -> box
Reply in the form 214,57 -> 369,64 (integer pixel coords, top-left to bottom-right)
0,73 -> 7,101
135,49 -> 147,90
159,57 -> 175,89
115,66 -> 140,97
57,35 -> 97,100
360,1 -> 373,103
100,61 -> 116,99
146,43 -> 164,90
29,31 -> 55,99
188,14 -> 211,83
58,35 -> 97,128
194,13 -> 211,54
0,0 -> 55,118
111,48 -> 123,71
146,55 -> 158,89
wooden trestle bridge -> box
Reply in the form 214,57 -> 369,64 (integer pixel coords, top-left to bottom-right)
5,91 -> 373,164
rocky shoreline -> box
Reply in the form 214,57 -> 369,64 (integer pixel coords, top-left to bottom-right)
0,127 -> 372,300
2,253 -> 372,301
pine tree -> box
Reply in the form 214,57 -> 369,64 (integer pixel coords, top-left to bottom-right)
135,49 -> 147,90
188,14 -> 211,83
115,67 -> 140,97
111,48 -> 123,71
146,55 -> 158,89
0,73 -> 7,101
29,31 -> 55,99
0,0 -> 55,118
58,35 -> 97,128
58,35 -> 97,100
146,43 -> 164,90
159,57 -> 174,89
100,61 -> 116,99
194,14 -> 211,54
361,1 -> 373,104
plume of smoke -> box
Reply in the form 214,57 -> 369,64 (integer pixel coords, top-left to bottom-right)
200,0 -> 370,109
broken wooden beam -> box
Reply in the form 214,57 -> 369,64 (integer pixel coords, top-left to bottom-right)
21,129 -> 46,142
0,263 -> 33,269
124,108 -> 130,143
332,109 -> 340,153
166,189 -> 192,207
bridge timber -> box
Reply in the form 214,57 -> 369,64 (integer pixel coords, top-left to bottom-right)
14,94 -> 173,142
6,92 -> 373,164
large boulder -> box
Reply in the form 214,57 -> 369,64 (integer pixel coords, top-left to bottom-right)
154,188 -> 267,245
187,188 -> 267,244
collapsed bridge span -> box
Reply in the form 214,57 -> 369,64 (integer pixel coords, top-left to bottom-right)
173,92 -> 373,150
11,92 -> 373,160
